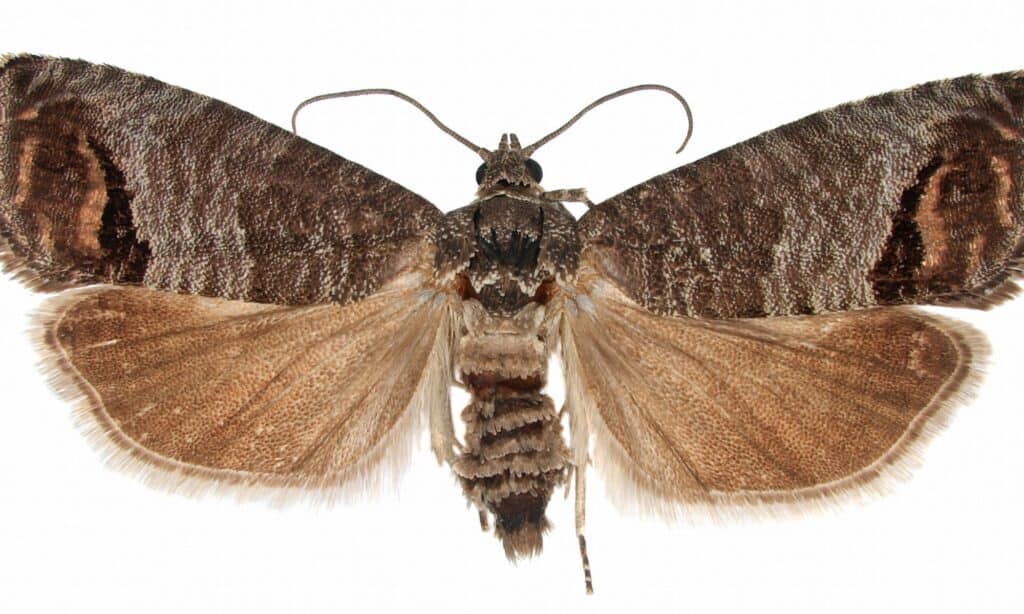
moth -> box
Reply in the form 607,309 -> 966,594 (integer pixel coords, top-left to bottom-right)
1,55 -> 1022,594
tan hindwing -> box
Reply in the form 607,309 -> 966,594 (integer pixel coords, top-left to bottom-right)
560,273 -> 985,518
35,273 -> 454,502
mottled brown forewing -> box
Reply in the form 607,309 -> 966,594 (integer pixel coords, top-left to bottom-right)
0,55 -> 442,305
579,73 -> 1024,318
5,54 -> 1024,592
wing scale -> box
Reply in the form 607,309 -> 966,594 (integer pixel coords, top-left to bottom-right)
561,272 -> 984,514
579,72 -> 1024,318
0,54 -> 441,305
37,272 -> 453,500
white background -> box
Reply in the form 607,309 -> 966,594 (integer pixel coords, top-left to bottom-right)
2,1 -> 1024,612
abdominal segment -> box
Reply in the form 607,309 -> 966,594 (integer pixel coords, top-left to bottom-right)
451,301 -> 570,560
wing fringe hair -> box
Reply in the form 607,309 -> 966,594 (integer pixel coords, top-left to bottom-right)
561,276 -> 989,523
30,278 -> 455,507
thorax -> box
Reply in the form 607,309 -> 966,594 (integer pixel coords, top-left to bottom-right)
434,193 -> 580,385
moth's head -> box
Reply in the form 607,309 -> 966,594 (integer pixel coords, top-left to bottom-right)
475,134 -> 543,198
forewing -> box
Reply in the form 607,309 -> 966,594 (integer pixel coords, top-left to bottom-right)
0,55 -> 441,304
579,72 -> 1024,318
560,274 -> 983,513
37,272 -> 453,498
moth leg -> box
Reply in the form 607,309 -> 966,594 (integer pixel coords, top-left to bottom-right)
559,404 -> 574,500
563,463 -> 574,499
575,462 -> 594,594
478,510 -> 490,532
542,188 -> 594,208
429,390 -> 459,464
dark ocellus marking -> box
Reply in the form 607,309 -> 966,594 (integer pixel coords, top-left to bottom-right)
870,157 -> 940,302
2,55 -> 444,305
579,73 -> 1024,318
89,138 -> 150,282
4,100 -> 149,286
871,119 -> 1020,305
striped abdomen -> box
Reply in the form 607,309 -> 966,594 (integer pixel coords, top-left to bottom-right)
451,300 -> 570,559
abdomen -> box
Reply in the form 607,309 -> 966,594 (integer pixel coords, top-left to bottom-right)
451,300 -> 570,559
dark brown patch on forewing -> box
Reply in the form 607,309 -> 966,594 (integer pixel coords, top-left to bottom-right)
871,117 -> 1021,304
2,97 -> 149,285
90,138 -> 150,282
1,56 -> 442,303
870,158 -> 938,302
580,71 -> 1024,317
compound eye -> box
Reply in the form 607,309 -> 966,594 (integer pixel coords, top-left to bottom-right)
524,158 -> 543,183
475,163 -> 488,185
